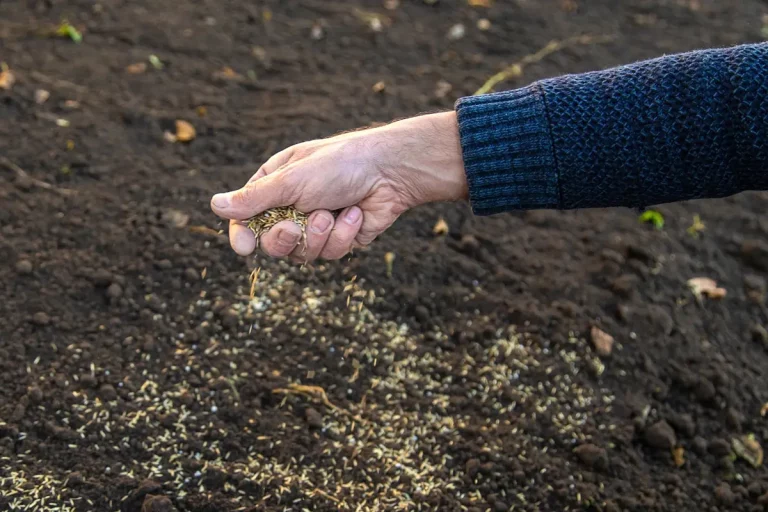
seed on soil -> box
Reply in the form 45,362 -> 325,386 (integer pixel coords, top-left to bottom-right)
35,89 -> 51,104
433,217 -> 449,236
672,446 -> 685,467
573,443 -> 607,470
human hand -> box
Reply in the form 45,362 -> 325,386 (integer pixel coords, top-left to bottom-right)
210,111 -> 468,262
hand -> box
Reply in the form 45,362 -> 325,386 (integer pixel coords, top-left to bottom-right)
210,111 -> 468,262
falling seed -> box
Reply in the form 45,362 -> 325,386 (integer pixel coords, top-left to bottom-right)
432,218 -> 449,236
34,89 -> 51,104
148,55 -> 164,70
56,118 -> 70,127
126,62 -> 147,74
447,23 -> 466,40
201,267 -> 207,279
384,252 -> 395,278
174,120 -> 196,142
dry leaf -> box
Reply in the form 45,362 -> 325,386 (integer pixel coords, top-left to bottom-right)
175,120 -> 196,142
687,277 -> 727,300
733,435 -> 763,468
590,326 -> 614,357
433,218 -> 449,236
672,446 -> 685,467
34,89 -> 50,104
0,69 -> 16,90
126,62 -> 147,74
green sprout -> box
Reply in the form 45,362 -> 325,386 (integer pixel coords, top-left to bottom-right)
687,214 -> 705,238
639,209 -> 664,230
148,55 -> 164,70
55,21 -> 83,43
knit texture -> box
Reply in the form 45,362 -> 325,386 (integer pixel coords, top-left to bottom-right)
455,43 -> 768,215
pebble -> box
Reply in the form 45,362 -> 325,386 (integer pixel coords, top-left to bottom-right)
155,259 -> 173,270
184,268 -> 199,282
694,377 -> 716,402
15,260 -> 33,275
726,407 -> 744,431
644,420 -> 677,450
141,494 -> 176,512
741,239 -> 768,271
268,289 -> 280,300
414,305 -> 430,323
668,412 -> 696,438
107,283 -> 123,299
305,407 -> 324,428
714,483 -> 735,505
573,443 -> 608,470
590,327 -> 614,357
611,274 -> 638,298
99,383 -> 118,401
748,481 -> 764,497
31,312 -> 50,326
708,438 -> 732,457
26,386 -> 43,404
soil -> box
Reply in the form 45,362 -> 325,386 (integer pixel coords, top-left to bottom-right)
2,0 -> 768,511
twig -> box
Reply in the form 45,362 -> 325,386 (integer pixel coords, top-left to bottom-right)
474,34 -> 616,95
0,156 -> 76,196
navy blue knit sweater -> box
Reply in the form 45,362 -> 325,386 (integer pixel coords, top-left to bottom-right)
455,43 -> 768,215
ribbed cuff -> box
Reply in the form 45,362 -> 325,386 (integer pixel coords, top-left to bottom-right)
455,84 -> 561,215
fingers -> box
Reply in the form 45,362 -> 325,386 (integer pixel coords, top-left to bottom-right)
258,220 -> 303,258
229,220 -> 257,256
211,171 -> 300,221
320,206 -> 363,260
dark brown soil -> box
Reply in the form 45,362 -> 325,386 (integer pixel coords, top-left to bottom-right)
3,0 -> 768,511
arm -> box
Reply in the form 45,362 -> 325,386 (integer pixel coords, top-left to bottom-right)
457,42 -> 768,214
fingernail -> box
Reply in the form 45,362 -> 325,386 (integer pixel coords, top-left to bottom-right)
277,229 -> 300,245
310,213 -> 332,234
344,207 -> 361,224
212,194 -> 230,209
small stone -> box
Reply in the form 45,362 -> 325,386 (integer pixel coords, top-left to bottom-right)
34,89 -> 51,104
644,420 -> 676,450
714,483 -> 735,505
99,384 -> 118,401
694,377 -> 716,402
26,386 -> 43,404
305,407 -> 323,429
573,443 -> 608,470
268,289 -> 280,300
590,326 -> 614,356
708,438 -> 732,457
155,259 -> 173,270
15,260 -> 33,275
726,407 -> 744,431
107,283 -> 123,299
692,436 -> 708,455
748,481 -> 764,497
414,305 -> 430,323
142,495 -> 176,512
611,274 -> 638,298
183,268 -> 199,282
447,23 -> 465,40
31,312 -> 50,326
741,239 -> 768,271
668,412 -> 696,438
66,471 -> 84,486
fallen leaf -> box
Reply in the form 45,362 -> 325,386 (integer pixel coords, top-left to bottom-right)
733,434 -> 763,468
433,218 -> 449,236
34,89 -> 50,104
126,62 -> 147,74
590,326 -> 614,356
687,277 -> 727,300
672,446 -> 685,467
0,69 -> 16,90
175,120 -> 196,142
372,81 -> 386,93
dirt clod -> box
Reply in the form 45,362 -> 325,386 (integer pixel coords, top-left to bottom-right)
107,283 -> 123,299
708,438 -> 732,457
590,326 -> 614,356
15,260 -> 33,275
741,239 -> 768,270
644,420 -> 676,450
30,311 -> 50,326
668,412 -> 696,438
715,483 -> 736,505
574,443 -> 608,470
305,407 -> 324,429
142,495 -> 176,512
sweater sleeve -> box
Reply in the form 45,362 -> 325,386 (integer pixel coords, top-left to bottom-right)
455,43 -> 768,215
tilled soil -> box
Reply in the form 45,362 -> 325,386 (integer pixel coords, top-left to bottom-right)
3,0 -> 768,511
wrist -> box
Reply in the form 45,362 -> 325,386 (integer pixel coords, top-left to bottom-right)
380,111 -> 468,207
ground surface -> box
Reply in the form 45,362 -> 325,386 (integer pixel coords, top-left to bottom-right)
2,0 -> 768,511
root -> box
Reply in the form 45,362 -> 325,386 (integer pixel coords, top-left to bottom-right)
0,156 -> 76,197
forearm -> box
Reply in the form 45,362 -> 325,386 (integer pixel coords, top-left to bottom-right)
456,43 -> 768,214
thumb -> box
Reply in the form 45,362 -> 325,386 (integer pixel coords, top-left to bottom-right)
211,172 -> 299,221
